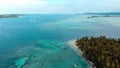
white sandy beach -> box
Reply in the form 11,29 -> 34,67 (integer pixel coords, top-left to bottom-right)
67,40 -> 83,55
68,40 -> 95,68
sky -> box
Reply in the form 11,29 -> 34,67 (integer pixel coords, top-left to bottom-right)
0,0 -> 120,14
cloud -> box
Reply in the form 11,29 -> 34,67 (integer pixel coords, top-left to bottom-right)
0,0 -> 120,14
0,0 -> 48,14
74,0 -> 84,2
0,0 -> 47,7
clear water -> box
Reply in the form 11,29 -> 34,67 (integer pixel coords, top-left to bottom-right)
0,14 -> 120,68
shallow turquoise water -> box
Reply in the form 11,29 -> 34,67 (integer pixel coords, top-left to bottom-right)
0,14 -> 120,68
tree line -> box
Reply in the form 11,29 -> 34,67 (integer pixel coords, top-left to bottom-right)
76,36 -> 120,68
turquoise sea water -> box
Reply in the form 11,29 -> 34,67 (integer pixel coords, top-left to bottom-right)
0,14 -> 120,68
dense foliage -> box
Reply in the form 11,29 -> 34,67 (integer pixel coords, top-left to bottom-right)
76,36 -> 120,68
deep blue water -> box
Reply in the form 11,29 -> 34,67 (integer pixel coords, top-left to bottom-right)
0,14 -> 120,68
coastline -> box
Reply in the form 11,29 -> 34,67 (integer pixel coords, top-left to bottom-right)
68,40 -> 95,68
68,40 -> 83,55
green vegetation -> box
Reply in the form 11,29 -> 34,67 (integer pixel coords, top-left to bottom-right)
76,36 -> 120,68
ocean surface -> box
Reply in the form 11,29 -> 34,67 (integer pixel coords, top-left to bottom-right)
0,14 -> 120,68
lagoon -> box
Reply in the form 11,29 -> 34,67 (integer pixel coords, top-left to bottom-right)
0,14 -> 120,68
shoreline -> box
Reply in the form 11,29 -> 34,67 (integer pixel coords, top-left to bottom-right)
68,40 -> 83,55
68,40 -> 95,68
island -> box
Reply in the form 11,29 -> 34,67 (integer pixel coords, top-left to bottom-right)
69,36 -> 120,68
0,14 -> 23,18
87,15 -> 120,19
85,13 -> 120,19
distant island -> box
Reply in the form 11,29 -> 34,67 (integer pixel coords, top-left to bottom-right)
69,36 -> 120,68
85,12 -> 120,15
75,12 -> 120,19
86,12 -> 120,19
0,14 -> 23,18
87,15 -> 120,19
